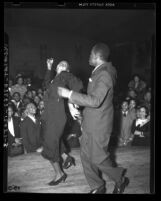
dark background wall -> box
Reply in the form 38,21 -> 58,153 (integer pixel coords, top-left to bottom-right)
4,5 -> 156,90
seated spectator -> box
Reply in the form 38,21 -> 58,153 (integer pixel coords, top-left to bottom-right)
140,90 -> 151,112
22,95 -> 32,107
131,106 -> 150,146
126,89 -> 137,101
26,90 -> 33,100
20,103 -> 42,153
10,75 -> 27,99
128,74 -> 147,94
26,77 -> 32,91
37,88 -> 43,94
118,100 -> 136,146
9,78 -> 14,95
8,105 -> 23,156
34,95 -> 41,107
10,92 -> 23,117
37,100 -> 45,119
128,99 -> 137,141
38,92 -> 43,99
32,89 -> 37,99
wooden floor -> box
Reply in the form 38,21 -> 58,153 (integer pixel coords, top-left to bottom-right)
7,146 -> 151,194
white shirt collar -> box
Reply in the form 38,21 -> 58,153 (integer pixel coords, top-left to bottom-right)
92,63 -> 104,74
8,117 -> 15,137
136,118 -> 149,126
27,114 -> 36,123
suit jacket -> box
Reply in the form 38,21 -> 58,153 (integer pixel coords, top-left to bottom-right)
70,62 -> 117,163
20,116 -> 41,153
8,116 -> 21,151
9,100 -> 23,116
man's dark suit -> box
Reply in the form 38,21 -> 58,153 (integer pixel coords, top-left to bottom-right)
8,116 -> 21,155
20,116 -> 41,153
69,62 -> 124,190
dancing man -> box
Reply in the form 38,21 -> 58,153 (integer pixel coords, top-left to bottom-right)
58,43 -> 129,193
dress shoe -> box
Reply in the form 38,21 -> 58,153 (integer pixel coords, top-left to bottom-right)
89,186 -> 106,194
113,177 -> 129,194
48,174 -> 67,186
63,155 -> 76,169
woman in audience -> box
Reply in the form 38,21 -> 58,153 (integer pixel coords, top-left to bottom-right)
32,90 -> 37,99
34,95 -> 41,107
10,75 -> 27,99
126,89 -> 137,101
140,90 -> 151,112
131,106 -> 150,146
128,75 -> 147,95
37,100 -> 45,118
26,90 -> 33,100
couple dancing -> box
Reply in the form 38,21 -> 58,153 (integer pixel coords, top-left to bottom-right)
42,43 -> 129,194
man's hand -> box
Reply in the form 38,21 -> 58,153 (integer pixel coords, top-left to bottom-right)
47,58 -> 54,70
68,102 -> 80,120
58,87 -> 71,99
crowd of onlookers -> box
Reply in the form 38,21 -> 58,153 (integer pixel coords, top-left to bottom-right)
7,73 -> 151,157
113,74 -> 151,147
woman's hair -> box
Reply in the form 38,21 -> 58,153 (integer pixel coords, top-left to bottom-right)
138,105 -> 149,117
15,76 -> 24,84
13,91 -> 21,97
128,98 -> 137,106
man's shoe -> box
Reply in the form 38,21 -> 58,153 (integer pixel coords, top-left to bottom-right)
89,186 -> 106,194
113,177 -> 129,194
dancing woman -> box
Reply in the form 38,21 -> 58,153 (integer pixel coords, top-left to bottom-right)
41,58 -> 83,185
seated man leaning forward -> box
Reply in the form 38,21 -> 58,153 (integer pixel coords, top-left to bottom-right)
20,103 -> 42,153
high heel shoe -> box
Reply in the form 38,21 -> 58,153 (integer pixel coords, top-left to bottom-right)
48,174 -> 67,186
63,155 -> 76,169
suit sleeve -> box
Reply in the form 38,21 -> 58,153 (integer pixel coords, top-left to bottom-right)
14,117 -> 21,138
70,71 -> 112,108
43,69 -> 52,89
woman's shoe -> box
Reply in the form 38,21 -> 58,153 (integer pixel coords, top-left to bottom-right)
48,174 -> 67,186
63,156 -> 76,169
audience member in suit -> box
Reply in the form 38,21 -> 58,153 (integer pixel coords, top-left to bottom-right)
127,99 -> 137,141
131,106 -> 150,146
10,92 -> 23,117
20,103 -> 42,153
58,43 -> 129,194
8,105 -> 22,156
118,99 -> 137,146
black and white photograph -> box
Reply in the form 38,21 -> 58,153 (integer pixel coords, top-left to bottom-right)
3,2 -> 155,194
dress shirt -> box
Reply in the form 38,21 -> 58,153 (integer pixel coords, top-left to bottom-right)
8,118 -> 15,137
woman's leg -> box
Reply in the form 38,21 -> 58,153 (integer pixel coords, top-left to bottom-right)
50,160 -> 64,180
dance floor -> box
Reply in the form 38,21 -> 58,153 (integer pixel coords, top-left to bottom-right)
7,146 -> 151,194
